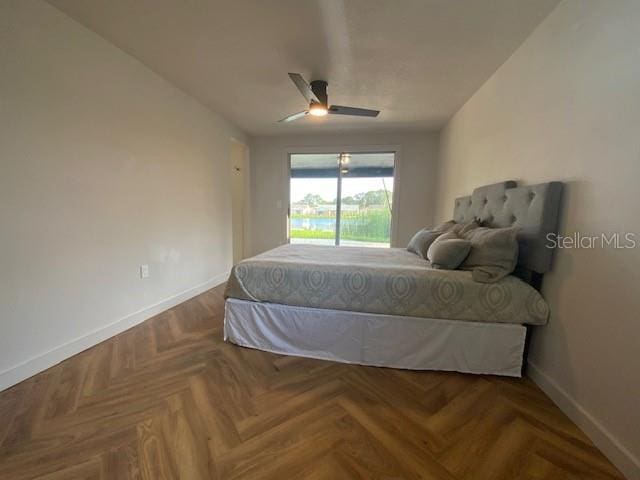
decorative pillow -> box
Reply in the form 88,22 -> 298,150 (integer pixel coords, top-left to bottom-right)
432,220 -> 479,234
450,220 -> 480,236
427,231 -> 472,270
460,226 -> 519,283
407,229 -> 442,259
432,220 -> 457,232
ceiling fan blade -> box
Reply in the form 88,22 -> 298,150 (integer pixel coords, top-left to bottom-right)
278,110 -> 309,123
329,105 -> 380,117
288,73 -> 320,104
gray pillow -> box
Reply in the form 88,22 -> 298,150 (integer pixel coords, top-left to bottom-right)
461,226 -> 519,283
450,220 -> 480,236
407,229 -> 442,259
433,220 -> 479,235
427,231 -> 472,269
432,220 -> 457,232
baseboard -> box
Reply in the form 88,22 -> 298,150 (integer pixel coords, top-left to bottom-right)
527,361 -> 640,480
0,271 -> 229,393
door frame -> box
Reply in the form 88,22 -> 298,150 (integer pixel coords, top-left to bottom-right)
230,138 -> 250,263
286,145 -> 401,247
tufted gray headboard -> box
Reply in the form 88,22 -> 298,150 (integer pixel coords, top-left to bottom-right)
453,181 -> 563,275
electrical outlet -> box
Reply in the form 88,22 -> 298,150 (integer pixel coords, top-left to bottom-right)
140,264 -> 149,279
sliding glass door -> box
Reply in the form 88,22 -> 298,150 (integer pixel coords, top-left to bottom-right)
338,153 -> 394,247
289,152 -> 395,247
289,154 -> 339,245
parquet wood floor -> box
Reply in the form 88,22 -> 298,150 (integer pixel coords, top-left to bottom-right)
0,284 -> 625,479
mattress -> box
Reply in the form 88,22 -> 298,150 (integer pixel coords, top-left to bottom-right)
224,244 -> 549,325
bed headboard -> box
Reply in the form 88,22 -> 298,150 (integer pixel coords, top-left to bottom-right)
453,181 -> 563,275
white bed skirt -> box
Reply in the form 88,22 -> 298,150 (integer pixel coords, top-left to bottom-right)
224,299 -> 527,377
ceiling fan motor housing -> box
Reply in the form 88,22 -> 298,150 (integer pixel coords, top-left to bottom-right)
279,73 -> 379,122
310,80 -> 328,107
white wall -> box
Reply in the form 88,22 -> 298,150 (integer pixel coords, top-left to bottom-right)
0,0 -> 247,390
249,132 -> 439,255
435,1 -> 640,477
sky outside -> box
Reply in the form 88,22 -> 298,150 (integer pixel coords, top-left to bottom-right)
290,177 -> 394,204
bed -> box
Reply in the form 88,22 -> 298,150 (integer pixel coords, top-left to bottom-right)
224,181 -> 563,377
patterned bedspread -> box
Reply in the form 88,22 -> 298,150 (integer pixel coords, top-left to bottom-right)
224,244 -> 549,325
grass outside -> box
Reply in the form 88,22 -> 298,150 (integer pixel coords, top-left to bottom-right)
290,229 -> 390,243
290,229 -> 335,239
290,210 -> 391,244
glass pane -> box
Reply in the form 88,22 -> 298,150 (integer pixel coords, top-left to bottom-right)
338,153 -> 394,248
289,153 -> 339,245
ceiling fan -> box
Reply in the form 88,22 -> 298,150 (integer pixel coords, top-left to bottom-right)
279,73 -> 380,123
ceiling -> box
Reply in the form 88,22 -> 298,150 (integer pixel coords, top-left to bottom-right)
48,0 -> 559,136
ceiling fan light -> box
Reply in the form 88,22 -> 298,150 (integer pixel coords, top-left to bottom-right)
309,104 -> 328,116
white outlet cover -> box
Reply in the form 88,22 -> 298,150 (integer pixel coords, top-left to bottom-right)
140,264 -> 149,278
